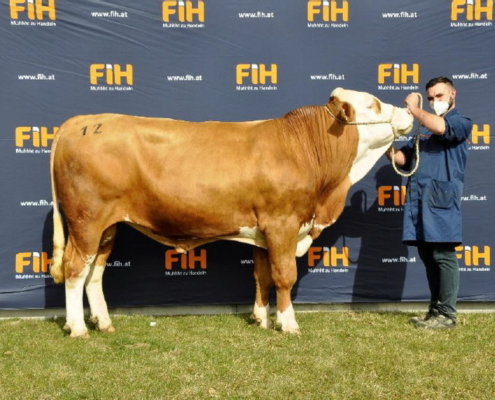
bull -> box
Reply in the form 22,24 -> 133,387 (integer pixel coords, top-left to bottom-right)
50,88 -> 413,337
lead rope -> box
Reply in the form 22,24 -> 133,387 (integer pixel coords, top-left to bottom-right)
390,92 -> 422,177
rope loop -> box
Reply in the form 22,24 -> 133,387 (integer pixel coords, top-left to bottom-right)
391,92 -> 422,178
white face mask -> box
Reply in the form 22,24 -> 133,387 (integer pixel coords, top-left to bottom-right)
429,100 -> 450,116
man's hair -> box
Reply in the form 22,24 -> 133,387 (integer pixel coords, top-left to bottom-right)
425,76 -> 455,91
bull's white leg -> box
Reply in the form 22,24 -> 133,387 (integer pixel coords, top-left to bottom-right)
85,264 -> 114,333
276,303 -> 300,333
264,219 -> 300,334
251,302 -> 272,329
65,262 -> 91,338
252,247 -> 274,329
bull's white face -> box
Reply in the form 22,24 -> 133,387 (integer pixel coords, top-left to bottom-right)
331,87 -> 414,140
330,87 -> 414,184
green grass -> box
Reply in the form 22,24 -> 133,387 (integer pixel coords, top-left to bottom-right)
1,312 -> 495,399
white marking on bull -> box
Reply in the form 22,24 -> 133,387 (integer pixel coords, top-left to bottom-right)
295,236 -> 313,257
298,219 -> 314,238
229,221 -> 316,257
82,254 -> 96,266
251,302 -> 272,329
276,303 -> 299,333
226,226 -> 267,249
100,236 -> 113,247
123,214 -> 133,223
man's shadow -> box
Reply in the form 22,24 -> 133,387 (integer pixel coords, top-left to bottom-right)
348,165 -> 409,302
296,164 -> 409,303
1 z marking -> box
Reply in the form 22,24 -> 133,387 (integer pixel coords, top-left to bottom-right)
81,124 -> 103,135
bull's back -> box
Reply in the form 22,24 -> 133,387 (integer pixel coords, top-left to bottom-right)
56,113 -> 265,157
55,113 -> 265,176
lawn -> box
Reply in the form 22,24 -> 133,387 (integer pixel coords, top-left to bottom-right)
1,312 -> 494,399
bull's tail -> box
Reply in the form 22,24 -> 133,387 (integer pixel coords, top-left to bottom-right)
50,125 -> 66,284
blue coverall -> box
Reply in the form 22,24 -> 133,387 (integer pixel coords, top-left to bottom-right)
399,108 -> 472,319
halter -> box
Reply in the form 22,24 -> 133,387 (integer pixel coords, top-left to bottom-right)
323,103 -> 399,138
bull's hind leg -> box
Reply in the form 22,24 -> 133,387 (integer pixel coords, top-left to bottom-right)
85,225 -> 117,334
264,220 -> 300,333
251,247 -> 274,329
63,236 -> 94,338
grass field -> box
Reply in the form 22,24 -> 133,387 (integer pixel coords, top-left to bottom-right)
1,311 -> 495,399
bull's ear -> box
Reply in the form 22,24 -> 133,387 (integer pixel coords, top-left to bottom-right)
341,101 -> 355,122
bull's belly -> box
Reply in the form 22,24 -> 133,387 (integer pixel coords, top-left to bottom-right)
126,220 -> 314,257
219,220 -> 315,257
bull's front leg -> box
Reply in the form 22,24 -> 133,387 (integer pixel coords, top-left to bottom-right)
251,247 -> 274,329
264,220 -> 300,334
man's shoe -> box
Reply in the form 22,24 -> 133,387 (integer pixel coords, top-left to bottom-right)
415,314 -> 456,330
409,311 -> 436,325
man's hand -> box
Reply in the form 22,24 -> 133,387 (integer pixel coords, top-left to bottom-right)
405,93 -> 421,114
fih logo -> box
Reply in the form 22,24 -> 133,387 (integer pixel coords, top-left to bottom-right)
378,186 -> 406,207
90,64 -> 133,86
451,0 -> 493,21
15,252 -> 51,275
456,245 -> 491,266
15,126 -> 58,151
162,0 -> 205,22
10,0 -> 56,20
471,124 -> 490,145
307,246 -> 350,267
378,63 -> 420,85
307,0 -> 349,22
236,64 -> 278,91
165,249 -> 207,275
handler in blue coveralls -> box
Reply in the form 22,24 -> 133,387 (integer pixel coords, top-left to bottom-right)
385,76 -> 472,330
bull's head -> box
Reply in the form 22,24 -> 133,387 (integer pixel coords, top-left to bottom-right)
327,87 -> 414,141
325,88 -> 415,184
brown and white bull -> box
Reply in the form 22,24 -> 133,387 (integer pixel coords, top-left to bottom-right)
50,88 -> 413,337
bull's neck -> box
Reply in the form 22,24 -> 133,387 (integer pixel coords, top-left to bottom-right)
275,105 -> 358,190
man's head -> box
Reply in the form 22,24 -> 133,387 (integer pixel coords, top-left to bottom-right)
425,76 -> 456,116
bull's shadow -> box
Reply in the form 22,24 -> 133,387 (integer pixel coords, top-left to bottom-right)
295,164 -> 409,304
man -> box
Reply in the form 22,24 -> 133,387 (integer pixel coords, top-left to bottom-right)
385,77 -> 472,330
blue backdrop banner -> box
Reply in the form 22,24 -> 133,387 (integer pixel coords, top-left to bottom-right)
1,0 -> 493,309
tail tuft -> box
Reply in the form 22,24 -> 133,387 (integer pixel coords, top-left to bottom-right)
50,209 -> 66,283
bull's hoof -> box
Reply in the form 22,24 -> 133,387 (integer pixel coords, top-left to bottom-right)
89,316 -> 115,333
67,326 -> 90,338
283,327 -> 301,335
250,314 -> 273,329
63,322 -> 90,338
98,324 -> 116,334
70,331 -> 90,339
277,325 -> 301,335
276,321 -> 301,334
